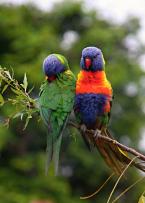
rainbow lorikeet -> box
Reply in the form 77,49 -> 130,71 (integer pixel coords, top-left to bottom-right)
74,46 -> 145,175
39,54 -> 76,175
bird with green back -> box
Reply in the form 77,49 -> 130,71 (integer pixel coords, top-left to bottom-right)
39,54 -> 76,175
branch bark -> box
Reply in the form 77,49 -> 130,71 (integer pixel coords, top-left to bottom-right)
69,121 -> 145,162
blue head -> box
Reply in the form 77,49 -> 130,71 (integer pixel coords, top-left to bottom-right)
43,54 -> 69,79
80,46 -> 105,71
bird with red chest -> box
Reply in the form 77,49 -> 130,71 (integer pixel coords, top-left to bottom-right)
75,46 -> 112,131
74,46 -> 145,175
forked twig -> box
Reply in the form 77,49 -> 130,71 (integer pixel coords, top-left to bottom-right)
106,156 -> 139,203
112,176 -> 145,203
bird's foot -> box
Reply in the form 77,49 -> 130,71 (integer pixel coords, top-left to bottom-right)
93,129 -> 101,140
80,124 -> 87,133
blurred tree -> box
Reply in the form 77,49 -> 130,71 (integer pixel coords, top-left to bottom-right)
0,1 -> 145,203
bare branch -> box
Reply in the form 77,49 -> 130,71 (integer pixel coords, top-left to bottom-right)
68,121 -> 145,162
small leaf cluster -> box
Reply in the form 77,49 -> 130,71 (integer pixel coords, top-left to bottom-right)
0,67 -> 39,129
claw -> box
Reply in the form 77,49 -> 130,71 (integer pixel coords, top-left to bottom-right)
80,124 -> 87,133
93,129 -> 101,139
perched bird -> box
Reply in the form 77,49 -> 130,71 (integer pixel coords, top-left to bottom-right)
39,54 -> 76,175
74,46 -> 145,175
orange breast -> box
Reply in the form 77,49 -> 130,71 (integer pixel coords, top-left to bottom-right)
76,70 -> 112,96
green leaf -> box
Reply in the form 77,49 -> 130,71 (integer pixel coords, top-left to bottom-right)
5,71 -> 12,80
2,84 -> 9,94
23,73 -> 28,92
0,94 -> 4,106
13,112 -> 23,119
138,195 -> 145,203
0,77 -> 2,85
28,86 -> 34,94
20,113 -> 24,120
23,114 -> 32,130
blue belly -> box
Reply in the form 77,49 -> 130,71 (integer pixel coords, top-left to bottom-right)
75,93 -> 108,125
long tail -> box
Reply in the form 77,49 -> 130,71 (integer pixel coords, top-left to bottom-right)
92,129 -> 145,175
53,133 -> 63,175
53,114 -> 71,174
45,130 -> 63,176
45,114 -> 70,175
45,130 -> 53,175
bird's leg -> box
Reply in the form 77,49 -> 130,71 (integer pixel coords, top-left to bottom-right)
80,124 -> 87,133
80,124 -> 91,151
93,129 -> 102,140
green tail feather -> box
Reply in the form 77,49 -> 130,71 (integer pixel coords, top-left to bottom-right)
53,133 -> 63,175
45,128 -> 61,176
45,131 -> 53,175
53,114 -> 70,175
45,114 -> 71,175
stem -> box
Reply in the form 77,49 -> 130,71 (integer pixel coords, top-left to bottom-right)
112,176 -> 145,203
80,173 -> 114,200
106,156 -> 139,203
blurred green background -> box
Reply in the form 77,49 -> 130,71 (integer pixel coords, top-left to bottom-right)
0,1 -> 145,202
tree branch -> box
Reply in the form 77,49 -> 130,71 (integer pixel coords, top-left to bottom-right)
68,121 -> 145,162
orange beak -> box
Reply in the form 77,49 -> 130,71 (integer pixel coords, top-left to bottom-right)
85,58 -> 92,69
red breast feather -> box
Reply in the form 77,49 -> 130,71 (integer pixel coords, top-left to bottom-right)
76,70 -> 112,113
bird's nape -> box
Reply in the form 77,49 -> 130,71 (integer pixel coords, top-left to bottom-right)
43,54 -> 69,78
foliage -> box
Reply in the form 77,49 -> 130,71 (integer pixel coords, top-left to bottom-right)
0,67 -> 38,129
0,1 -> 145,203
138,192 -> 145,203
